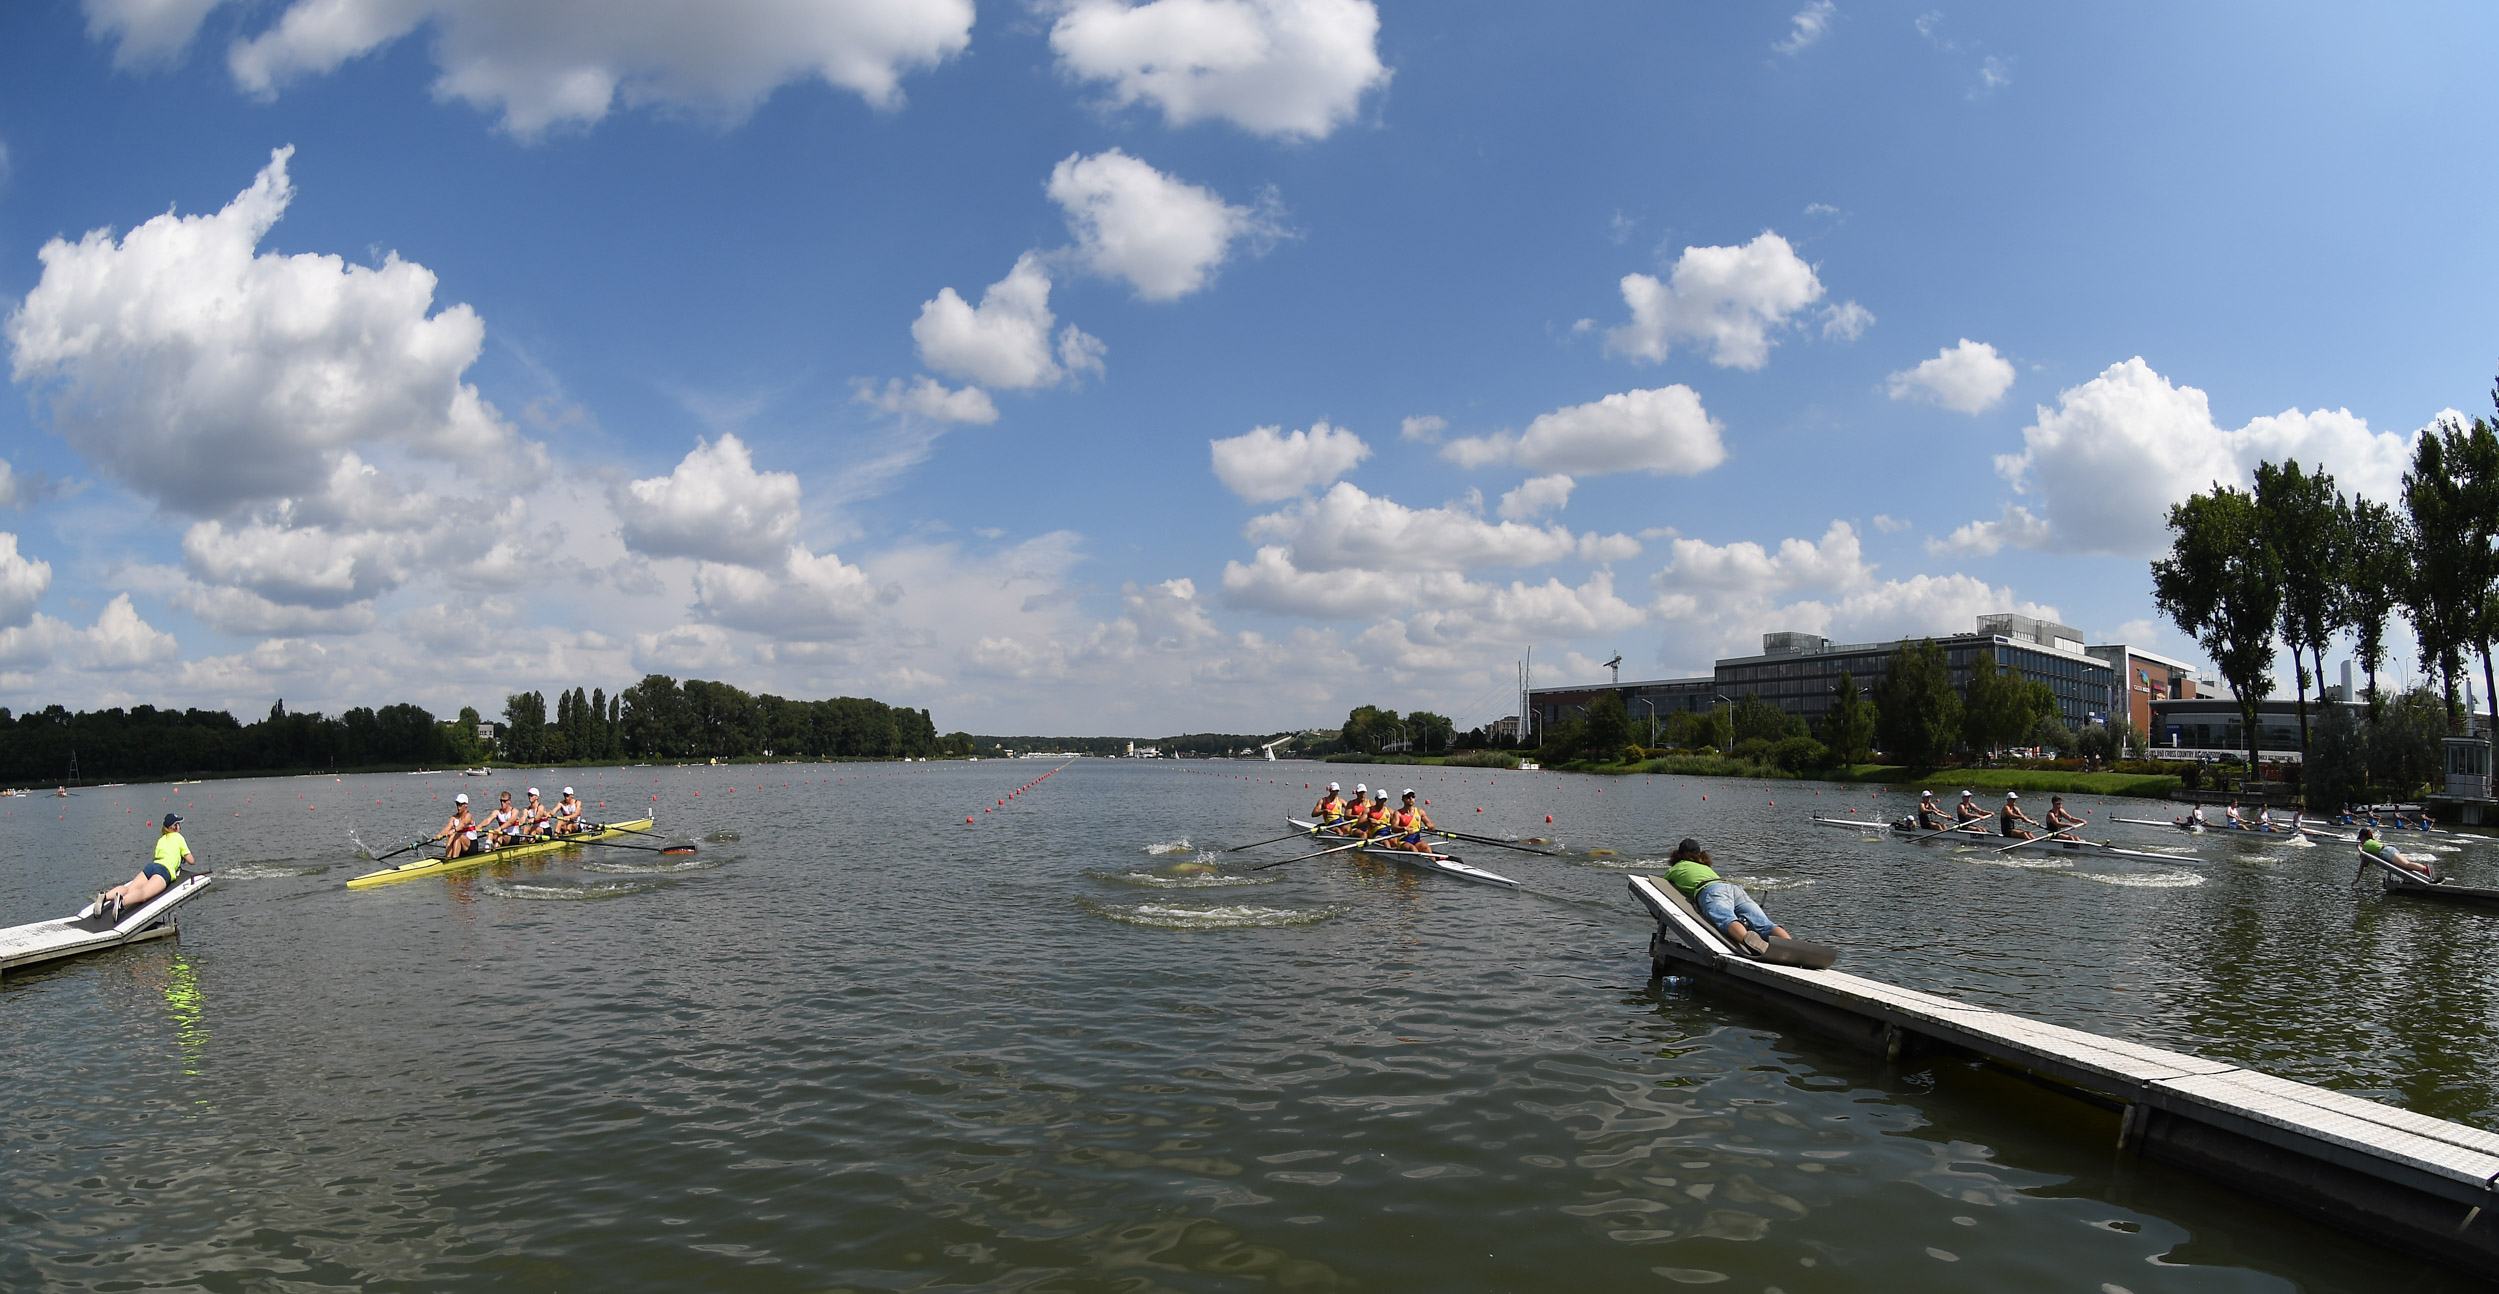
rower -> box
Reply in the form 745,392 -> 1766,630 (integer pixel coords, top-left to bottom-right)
1312,782 -> 1346,825
434,793 -> 480,858
2175,803 -> 2209,831
96,813 -> 192,922
1913,790 -> 1949,831
1952,790 -> 1990,834
555,786 -> 584,835
2043,795 -> 2087,834
519,788 -> 550,841
1381,789 -> 1435,853
1334,784 -> 1370,836
484,791 -> 522,848
1998,791 -> 2039,841
2224,799 -> 2245,831
1365,788 -> 1393,836
1663,838 -> 1793,957
2359,828 -> 2439,881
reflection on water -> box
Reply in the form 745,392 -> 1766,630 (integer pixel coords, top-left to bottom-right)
0,761 -> 2491,1291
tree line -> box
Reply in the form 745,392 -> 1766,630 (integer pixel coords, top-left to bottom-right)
2154,379 -> 2499,799
0,676 -> 958,783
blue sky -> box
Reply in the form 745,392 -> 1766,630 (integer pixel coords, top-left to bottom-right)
1,1 -> 2492,734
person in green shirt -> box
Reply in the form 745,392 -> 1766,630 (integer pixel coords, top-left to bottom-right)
2358,828 -> 2438,882
1662,837 -> 1791,955
98,813 -> 194,921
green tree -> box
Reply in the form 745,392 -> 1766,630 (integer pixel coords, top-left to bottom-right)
1818,671 -> 1874,765
1730,693 -> 1804,744
1340,705 -> 1401,753
2254,458 -> 2346,754
1874,638 -> 1961,766
2400,421 -> 2485,729
1960,651 -> 2019,756
1663,708 -> 1729,751
1583,693 -> 1632,756
2370,684 -> 2449,795
1405,710 -> 1456,754
2153,486 -> 2281,772
501,691 -> 547,763
2344,497 -> 2405,717
2307,703 -> 2369,811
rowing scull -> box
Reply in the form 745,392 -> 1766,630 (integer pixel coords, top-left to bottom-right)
1285,819 -> 1518,888
346,818 -> 658,889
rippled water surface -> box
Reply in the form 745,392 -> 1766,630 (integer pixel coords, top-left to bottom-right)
4,761 -> 2495,1292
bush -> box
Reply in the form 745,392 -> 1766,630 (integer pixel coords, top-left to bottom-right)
1442,750 -> 1518,769
1732,736 -> 1774,764
1769,736 -> 1827,772
1622,745 -> 1647,763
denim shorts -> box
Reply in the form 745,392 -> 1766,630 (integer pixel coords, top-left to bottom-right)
1694,881 -> 1775,937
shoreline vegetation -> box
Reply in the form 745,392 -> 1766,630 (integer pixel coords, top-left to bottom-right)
1326,750 -> 2185,798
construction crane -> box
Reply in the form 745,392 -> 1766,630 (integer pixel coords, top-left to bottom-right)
1260,736 -> 1292,761
1604,651 -> 1623,686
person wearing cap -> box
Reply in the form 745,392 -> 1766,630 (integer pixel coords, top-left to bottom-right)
554,786 -> 585,835
1997,790 -> 2040,840
483,791 -> 523,849
1333,784 -> 1374,837
97,813 -> 194,921
433,793 -> 481,859
1379,789 -> 1439,853
1312,782 -> 1347,826
1913,789 -> 1950,831
1662,838 -> 1792,957
517,788 -> 549,841
1951,789 -> 1990,834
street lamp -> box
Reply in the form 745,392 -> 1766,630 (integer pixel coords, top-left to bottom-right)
1636,697 -> 1657,747
1713,694 -> 1734,753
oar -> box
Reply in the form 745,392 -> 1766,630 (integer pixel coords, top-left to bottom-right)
1421,828 -> 1561,857
1990,824 -> 2080,854
575,836 -> 698,856
1248,836 -> 1377,871
1227,824 -> 1329,852
1906,818 -> 1991,844
370,838 -> 432,863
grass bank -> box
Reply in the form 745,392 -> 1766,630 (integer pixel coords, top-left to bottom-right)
1552,755 -> 2181,799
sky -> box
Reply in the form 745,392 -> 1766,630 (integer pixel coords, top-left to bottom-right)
0,1 -> 2493,735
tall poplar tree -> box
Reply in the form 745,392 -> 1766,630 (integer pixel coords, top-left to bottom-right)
2153,486 -> 2281,773
2254,459 -> 2345,754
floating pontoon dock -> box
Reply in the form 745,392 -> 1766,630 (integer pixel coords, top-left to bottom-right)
0,872 -> 212,979
1628,874 -> 2499,1273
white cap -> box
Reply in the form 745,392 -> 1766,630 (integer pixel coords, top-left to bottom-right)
1374,789 -> 1389,800
1960,790 -> 1972,798
527,787 -> 540,797
1354,783 -> 1366,793
1401,788 -> 1416,797
1327,782 -> 1340,791
2006,791 -> 2018,799
454,793 -> 469,803
562,786 -> 573,795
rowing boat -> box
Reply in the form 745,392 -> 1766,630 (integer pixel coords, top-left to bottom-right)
1808,815 -> 2192,862
2111,815 -> 2207,834
1285,819 -> 1518,888
2378,872 -> 2499,909
346,818 -> 658,889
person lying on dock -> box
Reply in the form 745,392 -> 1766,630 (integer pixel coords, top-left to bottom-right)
1953,790 -> 1992,834
1664,839 -> 1791,956
1914,790 -> 1950,831
2359,829 -> 2440,881
2043,796 -> 2087,834
434,794 -> 481,859
96,813 -> 193,921
1998,791 -> 2040,841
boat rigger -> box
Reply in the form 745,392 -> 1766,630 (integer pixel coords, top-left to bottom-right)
345,818 -> 658,889
0,872 -> 213,979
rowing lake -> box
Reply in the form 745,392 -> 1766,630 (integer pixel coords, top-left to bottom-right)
4,760 -> 2495,1292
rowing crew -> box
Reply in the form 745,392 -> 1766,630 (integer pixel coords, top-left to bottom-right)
1911,788 -> 2087,841
2171,800 -> 2302,833
431,787 -> 587,859
1308,781 -> 1442,853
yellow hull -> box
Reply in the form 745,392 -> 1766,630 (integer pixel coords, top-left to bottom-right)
346,818 -> 657,889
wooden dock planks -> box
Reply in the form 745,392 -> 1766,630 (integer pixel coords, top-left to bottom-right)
0,873 -> 211,977
1627,874 -> 2499,1272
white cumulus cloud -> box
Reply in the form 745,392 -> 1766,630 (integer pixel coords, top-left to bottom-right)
1445,387 -> 1725,478
218,0 -> 975,138
1497,474 -> 1573,521
1209,421 -> 1370,501
7,146 -> 518,520
1604,232 -> 1824,370
1820,300 -> 1874,342
82,0 -> 223,67
1241,481 -> 1589,574
618,434 -> 803,567
855,376 -> 999,424
1977,357 -> 2417,556
1050,0 -> 1389,140
693,545 -> 889,639
0,533 -> 52,628
1886,338 -> 2016,414
1655,520 -> 1871,593
912,252 -> 1105,391
1048,149 -> 1281,301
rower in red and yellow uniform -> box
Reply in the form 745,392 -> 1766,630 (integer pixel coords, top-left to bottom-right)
1332,784 -> 1373,837
1381,789 -> 1438,853
1311,782 -> 1347,826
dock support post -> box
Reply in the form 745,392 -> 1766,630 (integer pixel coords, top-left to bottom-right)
2118,1101 -> 2148,1152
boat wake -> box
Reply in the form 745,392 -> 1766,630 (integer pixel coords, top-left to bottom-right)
1083,899 -> 1346,929
1141,839 -> 1194,855
704,830 -> 741,843
582,855 -> 725,875
481,878 -> 664,901
215,862 -> 330,880
2066,869 -> 2204,888
1092,868 -> 1275,889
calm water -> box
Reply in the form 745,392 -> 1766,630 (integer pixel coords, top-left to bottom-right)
4,760 -> 2494,1292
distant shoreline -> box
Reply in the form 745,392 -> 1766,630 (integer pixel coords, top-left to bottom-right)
1322,750 -> 2185,800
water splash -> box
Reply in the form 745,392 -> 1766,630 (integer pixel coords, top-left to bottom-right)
1142,839 -> 1194,855
1090,869 -> 1276,890
2066,869 -> 2204,888
481,878 -> 663,901
704,830 -> 741,843
215,862 -> 331,880
1085,899 -> 1346,929
582,855 -> 725,874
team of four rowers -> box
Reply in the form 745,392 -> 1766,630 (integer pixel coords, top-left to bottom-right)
429,786 -> 590,859
1307,781 -> 1445,853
